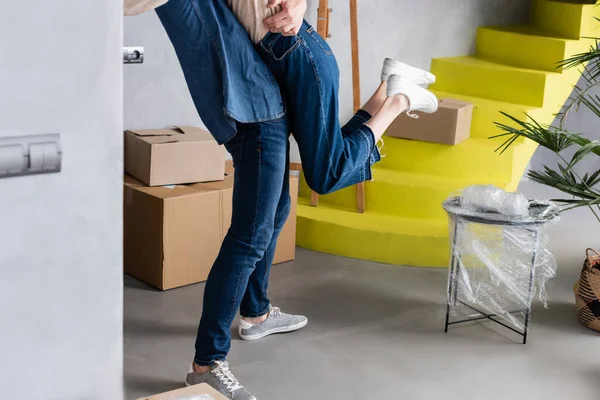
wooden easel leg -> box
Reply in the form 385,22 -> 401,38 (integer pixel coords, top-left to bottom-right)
349,0 -> 365,214
310,190 -> 319,207
312,0 -> 330,210
356,182 -> 365,213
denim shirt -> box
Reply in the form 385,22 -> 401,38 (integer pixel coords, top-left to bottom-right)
156,0 -> 285,145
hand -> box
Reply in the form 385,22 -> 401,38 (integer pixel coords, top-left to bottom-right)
264,0 -> 307,37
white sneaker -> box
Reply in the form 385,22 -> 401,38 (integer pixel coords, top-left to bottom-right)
238,307 -> 307,341
381,57 -> 436,87
387,75 -> 438,118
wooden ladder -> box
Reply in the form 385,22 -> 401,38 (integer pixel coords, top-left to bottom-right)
308,0 -> 365,213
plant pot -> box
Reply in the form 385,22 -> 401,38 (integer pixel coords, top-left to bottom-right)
574,249 -> 600,333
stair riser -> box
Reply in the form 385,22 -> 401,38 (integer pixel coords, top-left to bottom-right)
477,27 -> 572,72
300,175 -> 508,220
468,103 -> 549,140
297,216 -> 450,267
377,139 -> 521,181
532,0 -> 592,39
432,59 -> 554,107
511,140 -> 540,184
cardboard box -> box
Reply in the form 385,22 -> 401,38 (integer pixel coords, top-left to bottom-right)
189,176 -> 234,240
386,98 -> 473,145
274,175 -> 298,264
125,126 -> 225,186
225,159 -> 235,176
124,173 -> 298,290
192,174 -> 299,265
123,175 -> 223,290
136,383 -> 227,400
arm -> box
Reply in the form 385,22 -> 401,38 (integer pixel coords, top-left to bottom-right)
263,0 -> 307,36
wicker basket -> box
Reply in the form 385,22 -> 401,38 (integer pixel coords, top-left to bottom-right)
574,249 -> 600,333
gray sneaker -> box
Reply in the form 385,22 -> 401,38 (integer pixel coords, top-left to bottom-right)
186,361 -> 256,400
238,306 -> 308,341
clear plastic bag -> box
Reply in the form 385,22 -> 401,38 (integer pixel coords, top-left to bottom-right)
444,186 -> 560,332
462,185 -> 529,218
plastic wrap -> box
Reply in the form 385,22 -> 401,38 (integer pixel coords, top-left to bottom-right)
443,186 -> 560,332
462,185 -> 529,218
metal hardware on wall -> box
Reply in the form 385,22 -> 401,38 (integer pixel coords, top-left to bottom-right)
0,133 -> 62,179
123,46 -> 144,64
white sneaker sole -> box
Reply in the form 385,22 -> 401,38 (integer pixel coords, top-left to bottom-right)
382,58 -> 436,85
238,319 -> 308,341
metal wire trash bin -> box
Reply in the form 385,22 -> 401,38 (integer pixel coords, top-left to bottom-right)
442,196 -> 560,344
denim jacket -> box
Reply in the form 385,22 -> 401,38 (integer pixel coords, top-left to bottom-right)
156,0 -> 285,144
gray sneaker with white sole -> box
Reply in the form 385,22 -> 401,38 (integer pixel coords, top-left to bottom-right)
186,361 -> 256,400
238,306 -> 308,341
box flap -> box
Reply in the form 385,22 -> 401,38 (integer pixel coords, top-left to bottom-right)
132,184 -> 211,200
126,126 -> 217,146
124,174 -> 144,188
440,98 -> 473,110
126,127 -> 183,137
173,126 -> 216,143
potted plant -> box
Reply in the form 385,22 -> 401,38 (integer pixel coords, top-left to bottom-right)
493,30 -> 600,332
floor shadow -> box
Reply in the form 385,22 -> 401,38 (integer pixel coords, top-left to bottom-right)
124,275 -> 159,291
124,318 -> 197,338
533,302 -> 598,336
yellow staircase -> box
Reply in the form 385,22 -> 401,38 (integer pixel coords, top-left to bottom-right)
296,0 -> 600,267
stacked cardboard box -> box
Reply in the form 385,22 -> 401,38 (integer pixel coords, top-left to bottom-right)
125,126 -> 226,186
123,127 -> 298,291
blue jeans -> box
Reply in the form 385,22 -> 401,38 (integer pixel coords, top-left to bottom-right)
195,119 -> 291,365
257,21 -> 380,195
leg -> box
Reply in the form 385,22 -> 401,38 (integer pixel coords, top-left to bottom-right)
194,117 -> 289,366
239,144 -> 291,319
360,82 -> 388,117
365,96 -> 409,142
257,23 -> 407,195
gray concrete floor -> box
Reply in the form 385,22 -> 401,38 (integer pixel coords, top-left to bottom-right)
124,182 -> 600,400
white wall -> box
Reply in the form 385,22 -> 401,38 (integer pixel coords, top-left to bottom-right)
125,0 -> 531,161
0,1 -> 123,399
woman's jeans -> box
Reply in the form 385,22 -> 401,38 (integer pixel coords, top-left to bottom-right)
257,21 -> 381,195
156,0 -> 380,365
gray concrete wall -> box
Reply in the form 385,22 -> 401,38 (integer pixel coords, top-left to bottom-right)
529,84 -> 600,179
124,0 -> 531,162
0,1 -> 123,399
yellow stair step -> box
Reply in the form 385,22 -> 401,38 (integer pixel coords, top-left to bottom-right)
296,201 -> 450,267
476,25 -> 589,72
299,168 -> 513,220
431,56 -> 570,107
532,0 -> 600,40
431,90 -> 549,140
377,136 -> 538,182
